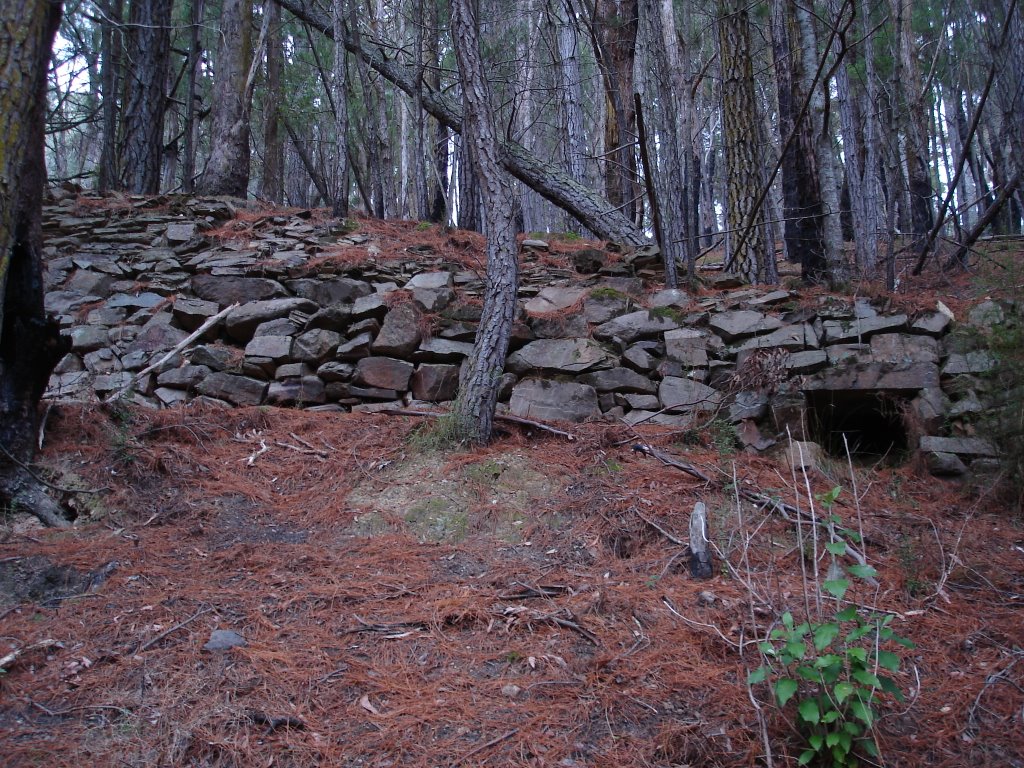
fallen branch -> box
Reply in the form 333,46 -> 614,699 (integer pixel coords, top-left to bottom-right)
631,443 -> 711,482
0,639 -> 63,671
104,302 -> 239,403
632,507 -> 688,547
379,407 -> 576,440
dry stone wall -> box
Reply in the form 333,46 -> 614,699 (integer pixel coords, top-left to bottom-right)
41,194 -> 1004,478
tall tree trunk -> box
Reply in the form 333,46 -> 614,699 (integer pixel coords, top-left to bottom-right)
97,0 -> 123,192
450,0 -> 519,445
592,0 -> 641,226
771,0 -> 828,282
636,0 -> 684,286
261,0 -> 284,203
198,0 -> 253,196
456,131 -> 481,232
119,0 -> 173,194
182,0 -> 204,194
893,0 -> 934,246
0,0 -> 72,527
829,0 -> 881,273
794,4 -> 843,274
555,0 -> 586,191
331,0 -> 350,216
718,0 -> 773,284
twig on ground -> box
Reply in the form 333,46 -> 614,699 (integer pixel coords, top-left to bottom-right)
453,728 -> 519,765
661,596 -> 742,651
379,407 -> 576,440
133,606 -> 212,655
632,506 -> 688,546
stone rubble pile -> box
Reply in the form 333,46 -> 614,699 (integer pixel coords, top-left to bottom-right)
42,194 -> 1006,478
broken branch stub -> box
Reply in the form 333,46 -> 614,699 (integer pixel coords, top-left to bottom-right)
689,501 -> 713,579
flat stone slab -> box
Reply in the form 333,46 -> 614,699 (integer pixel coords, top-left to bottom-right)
191,274 -> 285,305
286,277 -> 372,306
203,629 -> 247,651
803,362 -> 939,392
822,314 -> 909,343
225,298 -> 319,342
942,351 -> 996,375
870,333 -> 940,364
523,287 -> 586,315
918,436 -> 997,457
732,324 -> 820,353
196,372 -> 267,405
709,310 -> 784,342
658,376 -> 723,413
786,350 -> 828,374
506,338 -> 616,375
577,367 -> 657,394
593,310 -> 682,343
509,378 -> 599,423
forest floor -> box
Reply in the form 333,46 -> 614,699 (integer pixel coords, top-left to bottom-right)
1,209 -> 1023,767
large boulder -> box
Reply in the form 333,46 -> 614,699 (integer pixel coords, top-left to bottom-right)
371,302 -> 423,357
354,356 -> 415,391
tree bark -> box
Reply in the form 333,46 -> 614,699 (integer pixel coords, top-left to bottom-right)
272,0 -> 648,245
119,0 -> 173,194
795,2 -> 844,274
261,0 -> 284,203
449,0 -> 519,445
636,0 -> 684,286
0,0 -> 73,527
182,0 -> 204,194
771,0 -> 828,283
331,0 -> 350,216
828,0 -> 881,273
198,0 -> 253,197
97,0 -> 123,192
593,0 -> 641,227
718,0 -> 773,284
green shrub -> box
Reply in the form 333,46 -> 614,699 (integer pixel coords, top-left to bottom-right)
749,496 -> 914,766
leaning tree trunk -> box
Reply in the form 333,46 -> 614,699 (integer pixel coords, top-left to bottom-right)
450,0 -> 519,445
274,0 -> 648,245
198,0 -> 253,197
119,0 -> 173,194
0,0 -> 72,527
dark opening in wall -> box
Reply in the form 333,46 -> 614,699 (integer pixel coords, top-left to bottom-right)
804,390 -> 910,462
